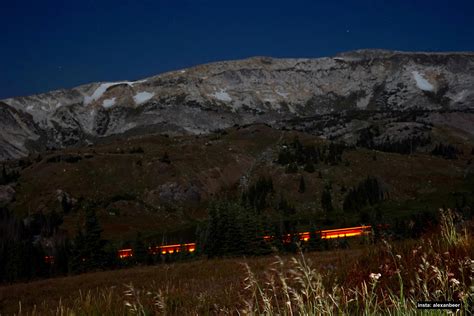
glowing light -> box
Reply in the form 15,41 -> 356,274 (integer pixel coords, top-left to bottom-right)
44,255 -> 55,264
299,232 -> 310,241
118,248 -> 133,259
116,226 -> 373,260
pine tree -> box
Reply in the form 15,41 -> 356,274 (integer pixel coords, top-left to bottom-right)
71,208 -> 107,273
203,201 -> 221,257
277,146 -> 291,165
343,176 -> 385,213
245,176 -> 273,213
70,228 -> 86,273
306,225 -> 324,251
321,185 -> 334,213
83,208 -> 106,269
133,232 -> 148,264
278,195 -> 295,218
52,236 -> 70,275
298,176 -> 306,193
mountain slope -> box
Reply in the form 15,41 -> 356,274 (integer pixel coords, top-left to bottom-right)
1,50 -> 474,160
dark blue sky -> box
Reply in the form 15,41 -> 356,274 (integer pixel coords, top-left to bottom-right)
1,0 -> 473,99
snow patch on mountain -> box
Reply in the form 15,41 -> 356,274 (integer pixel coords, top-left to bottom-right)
276,91 -> 289,98
263,98 -> 276,103
133,91 -> 155,105
84,80 -> 146,105
102,98 -> 116,108
357,93 -> 371,109
209,89 -> 232,102
453,89 -> 469,103
412,71 -> 434,91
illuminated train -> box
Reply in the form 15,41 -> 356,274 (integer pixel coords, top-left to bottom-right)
118,243 -> 196,259
117,225 -> 372,259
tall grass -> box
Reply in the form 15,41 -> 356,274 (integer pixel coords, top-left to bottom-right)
9,209 -> 473,315
241,208 -> 473,315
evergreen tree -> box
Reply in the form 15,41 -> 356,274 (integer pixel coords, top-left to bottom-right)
277,146 -> 291,165
70,228 -> 86,273
431,143 -> 461,159
241,176 -> 273,213
52,236 -> 70,275
204,200 -> 241,257
133,232 -> 148,264
321,185 -> 334,213
204,199 -> 271,257
298,176 -> 306,193
306,225 -> 324,251
70,208 -> 107,273
277,195 -> 296,218
343,176 -> 385,213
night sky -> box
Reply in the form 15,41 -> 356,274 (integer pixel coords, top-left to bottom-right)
1,0 -> 474,99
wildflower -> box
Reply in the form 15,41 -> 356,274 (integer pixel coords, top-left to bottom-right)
450,278 -> 460,286
369,273 -> 381,281
395,254 -> 401,260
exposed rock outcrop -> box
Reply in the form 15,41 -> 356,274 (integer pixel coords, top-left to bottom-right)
1,50 -> 474,160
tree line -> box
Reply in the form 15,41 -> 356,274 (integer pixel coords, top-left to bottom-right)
276,137 -> 347,173
356,126 -> 431,155
431,143 -> 462,160
3,171 -> 471,284
343,176 -> 386,213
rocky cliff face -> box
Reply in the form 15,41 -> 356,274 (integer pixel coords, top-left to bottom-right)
1,49 -> 474,160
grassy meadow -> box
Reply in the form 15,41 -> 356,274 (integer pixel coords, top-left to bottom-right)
0,209 -> 472,315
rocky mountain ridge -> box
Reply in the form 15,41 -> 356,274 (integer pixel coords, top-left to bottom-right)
1,49 -> 474,160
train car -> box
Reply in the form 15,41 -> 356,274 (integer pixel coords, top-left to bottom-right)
148,243 -> 196,255
114,225 -> 373,260
319,225 -> 371,239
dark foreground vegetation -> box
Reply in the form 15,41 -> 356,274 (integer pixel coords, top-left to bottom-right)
0,209 -> 472,315
2,172 -> 472,285
1,152 -> 474,284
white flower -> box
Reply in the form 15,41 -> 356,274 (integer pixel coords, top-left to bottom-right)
450,278 -> 460,286
369,273 -> 382,281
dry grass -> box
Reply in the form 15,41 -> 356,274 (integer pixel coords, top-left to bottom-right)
242,209 -> 473,315
0,249 -> 360,315
1,209 -> 472,315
